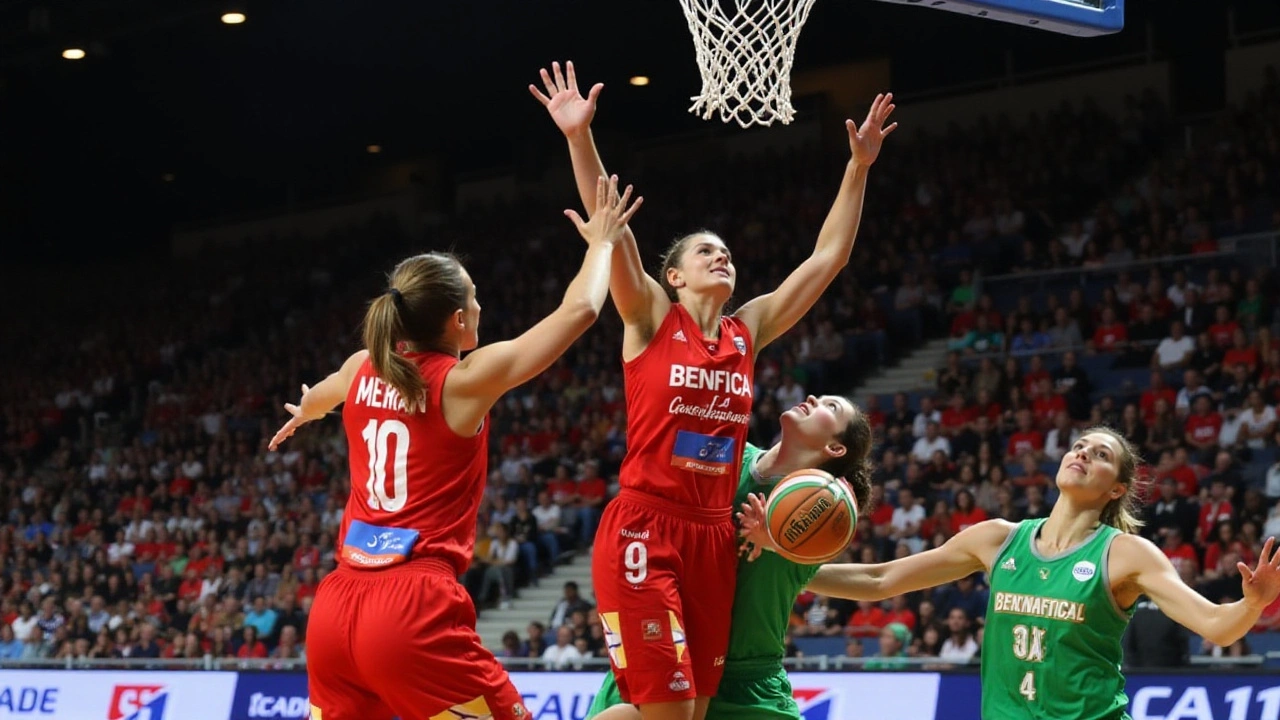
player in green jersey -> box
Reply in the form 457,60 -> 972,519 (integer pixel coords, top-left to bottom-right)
742,426 -> 1280,720
587,394 -> 876,720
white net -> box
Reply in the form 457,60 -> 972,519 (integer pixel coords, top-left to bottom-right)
678,0 -> 819,128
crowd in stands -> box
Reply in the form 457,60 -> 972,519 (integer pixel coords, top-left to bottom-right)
0,64 -> 1277,668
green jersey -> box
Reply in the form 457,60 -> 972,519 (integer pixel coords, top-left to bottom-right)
587,443 -> 817,718
725,443 -> 822,664
982,519 -> 1133,720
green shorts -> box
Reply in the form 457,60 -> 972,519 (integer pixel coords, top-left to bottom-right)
588,661 -> 798,720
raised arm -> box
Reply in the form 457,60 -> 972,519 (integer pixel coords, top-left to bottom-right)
268,350 -> 368,450
1113,533 -> 1280,648
445,176 -> 642,426
734,94 -> 897,350
530,61 -> 669,340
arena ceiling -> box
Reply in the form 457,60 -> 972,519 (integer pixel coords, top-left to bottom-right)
0,0 -> 1273,258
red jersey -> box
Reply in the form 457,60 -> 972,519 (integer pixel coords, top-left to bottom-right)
338,352 -> 487,575
620,305 -> 755,509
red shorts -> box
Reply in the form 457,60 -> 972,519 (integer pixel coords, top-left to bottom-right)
306,557 -> 527,720
592,489 -> 737,705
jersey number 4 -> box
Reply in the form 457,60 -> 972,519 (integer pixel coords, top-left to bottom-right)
361,419 -> 409,512
1012,624 -> 1046,702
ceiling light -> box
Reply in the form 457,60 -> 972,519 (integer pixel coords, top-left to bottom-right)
221,12 -> 246,24
629,76 -> 650,87
366,144 -> 382,154
61,48 -> 85,60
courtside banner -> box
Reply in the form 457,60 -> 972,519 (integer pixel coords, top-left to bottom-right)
3,669 -> 1279,719
0,669 -> 236,719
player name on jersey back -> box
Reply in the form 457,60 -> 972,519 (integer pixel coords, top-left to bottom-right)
353,375 -> 411,412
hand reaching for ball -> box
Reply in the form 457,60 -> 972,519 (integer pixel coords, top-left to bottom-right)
737,492 -> 774,562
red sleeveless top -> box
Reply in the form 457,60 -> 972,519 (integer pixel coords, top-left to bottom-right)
619,304 -> 755,510
338,352 -> 487,575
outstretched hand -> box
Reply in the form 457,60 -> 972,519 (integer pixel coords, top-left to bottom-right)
565,175 -> 643,246
529,60 -> 602,138
1241,536 -> 1280,609
737,492 -> 774,562
847,92 -> 897,168
268,384 -> 316,451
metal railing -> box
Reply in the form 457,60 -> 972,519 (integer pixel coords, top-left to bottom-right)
0,656 -> 307,671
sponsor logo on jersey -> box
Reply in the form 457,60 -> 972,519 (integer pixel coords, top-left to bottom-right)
340,520 -> 418,568
667,671 -> 691,693
993,591 -> 1087,623
667,395 -> 752,425
642,619 -> 662,641
670,431 -> 736,475
619,528 -> 650,541
1039,568 -> 1050,580
109,685 -> 169,720
672,330 -> 687,343
1072,560 -> 1096,582
793,688 -> 837,720
1001,557 -> 1017,571
733,336 -> 747,354
713,655 -> 725,667
667,365 -> 752,397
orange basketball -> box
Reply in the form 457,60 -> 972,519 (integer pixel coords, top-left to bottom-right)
764,469 -> 857,565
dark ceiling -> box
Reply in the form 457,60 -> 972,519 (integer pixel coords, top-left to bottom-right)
0,0 -> 1275,258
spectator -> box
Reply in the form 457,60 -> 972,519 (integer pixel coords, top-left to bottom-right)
1122,597 -> 1189,668
236,625 -> 268,659
1154,321 -> 1195,370
0,625 -> 23,660
1043,412 -> 1081,462
911,422 -> 951,464
865,622 -> 911,670
479,522 -> 518,610
541,626 -> 583,670
938,608 -> 979,664
548,581 -> 592,630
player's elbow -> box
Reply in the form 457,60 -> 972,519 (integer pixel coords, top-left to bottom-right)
562,298 -> 602,328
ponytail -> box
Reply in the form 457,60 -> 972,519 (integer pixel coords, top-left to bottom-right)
362,293 -> 426,413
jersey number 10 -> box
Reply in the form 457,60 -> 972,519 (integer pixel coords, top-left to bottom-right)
361,419 -> 410,512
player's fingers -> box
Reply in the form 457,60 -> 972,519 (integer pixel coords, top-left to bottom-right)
587,83 -> 603,105
528,84 -> 552,107
615,183 -> 633,211
1241,563 -> 1255,584
1264,537 -> 1276,565
539,68 -> 557,98
552,61 -> 567,91
301,383 -> 310,394
564,209 -> 588,232
618,196 -> 643,225
882,121 -> 900,137
566,60 -> 578,91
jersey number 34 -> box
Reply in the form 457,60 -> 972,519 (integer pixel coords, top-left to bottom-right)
1012,624 -> 1046,702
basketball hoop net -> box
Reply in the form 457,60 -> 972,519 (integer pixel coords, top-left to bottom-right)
678,0 -> 819,128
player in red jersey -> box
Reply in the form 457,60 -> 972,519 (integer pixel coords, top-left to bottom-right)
267,177 -> 642,720
531,61 -> 896,720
